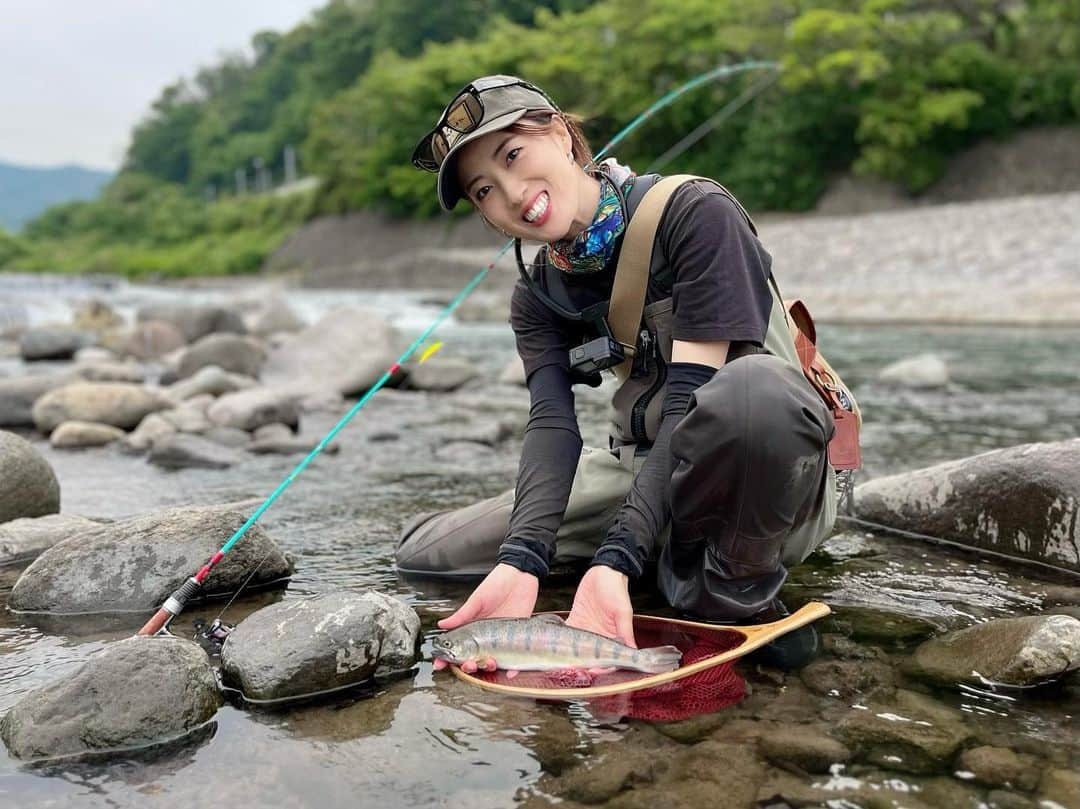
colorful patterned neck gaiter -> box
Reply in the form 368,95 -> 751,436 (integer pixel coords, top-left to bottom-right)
548,172 -> 635,275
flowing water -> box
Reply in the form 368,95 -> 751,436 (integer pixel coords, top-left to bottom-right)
0,274 -> 1078,808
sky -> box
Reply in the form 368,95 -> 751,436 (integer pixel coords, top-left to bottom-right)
0,0 -> 328,171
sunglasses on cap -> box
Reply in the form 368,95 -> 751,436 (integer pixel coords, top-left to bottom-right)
411,76 -> 556,172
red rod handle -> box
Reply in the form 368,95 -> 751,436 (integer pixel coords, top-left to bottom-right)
137,607 -> 173,637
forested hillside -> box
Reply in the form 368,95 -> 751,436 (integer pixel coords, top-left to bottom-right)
4,0 -> 1076,278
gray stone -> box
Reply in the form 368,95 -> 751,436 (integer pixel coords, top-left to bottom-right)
0,373 -> 70,428
261,307 -> 401,397
219,590 -> 419,702
49,421 -> 126,449
837,689 -> 974,774
854,439 -> 1080,575
957,745 -> 1041,791
246,297 -> 305,336
121,412 -> 177,453
498,355 -> 526,386
122,319 -> 187,360
207,387 -> 299,432
0,514 -> 103,566
0,430 -> 60,524
1038,768 -> 1080,808
19,327 -> 92,361
986,789 -> 1037,809
166,365 -> 256,401
159,403 -> 212,434
0,636 -> 221,761
149,433 -> 246,469
758,725 -> 852,773
203,426 -> 252,448
8,504 -> 292,614
248,436 -> 339,455
71,360 -> 146,384
32,382 -> 170,433
404,358 -> 480,392
136,303 -> 245,342
878,353 -> 949,388
252,422 -> 293,442
176,333 -> 266,380
800,658 -> 896,699
906,614 -> 1080,687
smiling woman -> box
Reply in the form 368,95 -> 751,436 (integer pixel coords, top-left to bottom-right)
403,75 -> 843,673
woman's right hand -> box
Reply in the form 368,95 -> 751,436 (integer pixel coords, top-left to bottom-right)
434,563 -> 539,673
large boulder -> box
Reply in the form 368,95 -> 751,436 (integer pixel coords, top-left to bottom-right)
0,430 -> 60,524
219,590 -> 420,702
854,439 -> 1080,574
0,514 -> 103,566
8,505 -> 292,614
32,382 -> 170,434
261,307 -> 401,397
136,303 -> 245,342
122,319 -> 187,360
1,636 -> 221,761
19,327 -> 92,361
176,333 -> 266,380
906,614 -> 1080,687
206,387 -> 299,432
0,373 -> 70,428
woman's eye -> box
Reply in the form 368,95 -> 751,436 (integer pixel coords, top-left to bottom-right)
507,147 -> 522,164
475,186 -> 491,201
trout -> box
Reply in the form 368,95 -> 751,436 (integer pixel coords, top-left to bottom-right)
432,614 -> 682,673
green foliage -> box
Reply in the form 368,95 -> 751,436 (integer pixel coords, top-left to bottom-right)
0,227 -> 29,266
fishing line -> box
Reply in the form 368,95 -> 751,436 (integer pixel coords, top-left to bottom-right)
138,60 -> 781,637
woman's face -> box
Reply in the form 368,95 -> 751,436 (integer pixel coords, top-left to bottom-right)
455,118 -> 596,243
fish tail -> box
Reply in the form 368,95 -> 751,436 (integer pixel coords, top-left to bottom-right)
635,644 -> 682,673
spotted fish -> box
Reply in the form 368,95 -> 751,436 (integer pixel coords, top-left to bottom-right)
431,614 -> 682,673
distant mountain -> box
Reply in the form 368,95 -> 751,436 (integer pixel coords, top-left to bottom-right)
0,161 -> 113,232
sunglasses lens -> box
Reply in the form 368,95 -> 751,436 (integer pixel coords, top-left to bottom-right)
431,131 -> 450,164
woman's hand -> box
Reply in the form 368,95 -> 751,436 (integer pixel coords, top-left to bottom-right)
566,565 -> 637,649
434,563 -> 539,673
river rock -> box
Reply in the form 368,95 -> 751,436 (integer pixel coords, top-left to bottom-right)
0,430 -> 60,524
957,746 -> 1041,791
1038,768 -> 1080,808
49,420 -> 126,449
248,435 -> 339,455
136,303 -> 245,342
498,355 -> 527,386
204,426 -> 252,448
800,658 -> 896,699
32,382 -> 170,434
165,365 -> 256,402
122,412 -> 177,453
8,504 -> 292,614
0,514 -> 103,566
0,373 -> 70,428
758,725 -> 852,773
404,358 -> 480,392
19,327 -> 92,361
878,353 -> 949,388
149,433 -> 246,469
837,689 -> 974,774
261,307 -> 401,397
207,387 -> 299,432
123,319 -> 187,360
73,346 -> 117,363
246,297 -> 305,336
219,590 -> 420,702
176,333 -> 266,380
71,299 -> 123,333
853,439 -> 1080,574
0,636 -> 221,761
906,614 -> 1080,687
159,402 -> 212,434
71,360 -> 146,384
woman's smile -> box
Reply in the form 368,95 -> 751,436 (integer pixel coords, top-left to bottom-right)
522,191 -> 551,225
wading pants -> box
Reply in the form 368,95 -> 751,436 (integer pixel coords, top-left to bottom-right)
394,354 -> 837,619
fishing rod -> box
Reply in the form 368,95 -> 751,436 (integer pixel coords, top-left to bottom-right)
137,59 -> 780,637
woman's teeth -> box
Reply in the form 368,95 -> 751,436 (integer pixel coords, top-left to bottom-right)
524,192 -> 549,223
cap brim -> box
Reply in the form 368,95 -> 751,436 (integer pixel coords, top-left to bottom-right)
436,108 -> 531,211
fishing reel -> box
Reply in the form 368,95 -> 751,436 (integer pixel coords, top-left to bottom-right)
193,617 -> 235,653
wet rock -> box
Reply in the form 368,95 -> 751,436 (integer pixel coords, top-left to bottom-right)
821,634 -> 888,661
19,327 -> 92,361
8,504 -> 292,614
0,430 -> 60,524
176,333 -> 266,380
71,360 -> 145,383
610,741 -> 765,809
758,725 -> 852,773
207,387 -> 299,432
1038,768 -> 1080,808
0,514 -> 103,566
404,358 -> 480,392
878,353 -> 949,388
203,426 -> 252,448
246,297 -> 305,336
498,355 -> 526,386
0,373 -> 70,428
0,636 -> 221,761
553,746 -> 664,804
122,412 -> 177,453
136,303 -> 245,342
853,439 -> 1080,575
957,746 -> 1041,791
906,614 -> 1080,687
261,307 -> 401,397
123,319 -> 187,360
149,433 -> 246,469
49,420 -> 126,449
32,382 -> 170,433
837,689 -> 974,774
165,365 -> 256,402
920,776 -> 987,809
830,606 -> 938,643
986,789 -> 1037,809
219,590 -> 419,703
800,658 -> 896,699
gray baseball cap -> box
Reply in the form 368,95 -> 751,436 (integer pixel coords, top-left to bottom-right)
411,76 -> 557,211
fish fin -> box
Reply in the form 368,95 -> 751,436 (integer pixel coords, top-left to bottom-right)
637,644 -> 683,674
531,613 -> 565,624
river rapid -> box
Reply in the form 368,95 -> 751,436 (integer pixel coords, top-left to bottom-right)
0,273 -> 1078,808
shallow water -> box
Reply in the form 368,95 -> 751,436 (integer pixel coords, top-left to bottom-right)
1,275 -> 1079,807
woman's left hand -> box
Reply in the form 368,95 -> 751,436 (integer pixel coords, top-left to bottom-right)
566,565 -> 637,648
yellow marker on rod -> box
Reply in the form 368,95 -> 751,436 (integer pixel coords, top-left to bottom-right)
419,342 -> 444,364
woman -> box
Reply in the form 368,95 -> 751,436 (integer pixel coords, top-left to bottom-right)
401,76 -> 837,672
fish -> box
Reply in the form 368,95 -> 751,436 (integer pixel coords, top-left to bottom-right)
431,614 -> 682,674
